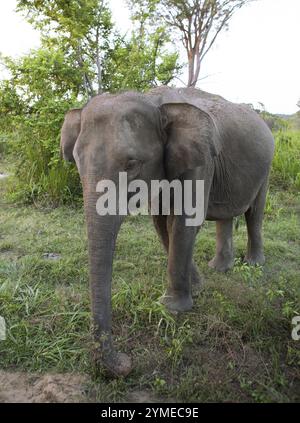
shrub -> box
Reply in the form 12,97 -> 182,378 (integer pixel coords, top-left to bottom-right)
7,99 -> 82,207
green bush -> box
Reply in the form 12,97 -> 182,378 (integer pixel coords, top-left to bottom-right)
0,46 -> 85,206
1,92 -> 83,207
11,103 -> 82,207
270,131 -> 300,191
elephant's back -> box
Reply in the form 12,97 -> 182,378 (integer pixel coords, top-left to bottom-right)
194,94 -> 275,219
148,86 -> 274,154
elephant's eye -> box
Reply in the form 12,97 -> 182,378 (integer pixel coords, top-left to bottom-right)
125,159 -> 140,171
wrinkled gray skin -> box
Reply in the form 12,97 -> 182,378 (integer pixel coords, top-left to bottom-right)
60,87 -> 275,377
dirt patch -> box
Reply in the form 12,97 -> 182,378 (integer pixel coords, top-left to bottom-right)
42,253 -> 62,261
126,390 -> 167,403
0,371 -> 88,403
0,371 -> 166,404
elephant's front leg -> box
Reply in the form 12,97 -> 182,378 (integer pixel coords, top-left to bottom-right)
152,214 -> 203,291
160,166 -> 214,313
161,213 -> 198,313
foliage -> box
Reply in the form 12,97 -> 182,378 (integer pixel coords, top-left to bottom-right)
16,0 -> 114,96
259,111 -> 288,132
270,131 -> 300,191
233,259 -> 263,283
16,0 -> 180,94
0,46 -> 84,206
108,28 -> 181,92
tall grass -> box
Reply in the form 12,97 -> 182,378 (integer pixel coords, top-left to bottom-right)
271,131 -> 300,190
7,139 -> 81,207
3,103 -> 82,207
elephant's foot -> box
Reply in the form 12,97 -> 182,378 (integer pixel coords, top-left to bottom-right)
160,291 -> 193,314
244,251 -> 265,266
209,253 -> 234,273
94,349 -> 132,378
104,352 -> 132,378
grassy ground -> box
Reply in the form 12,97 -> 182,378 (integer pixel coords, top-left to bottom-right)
0,158 -> 299,403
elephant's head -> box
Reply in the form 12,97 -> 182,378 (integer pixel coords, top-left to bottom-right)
60,89 -> 220,376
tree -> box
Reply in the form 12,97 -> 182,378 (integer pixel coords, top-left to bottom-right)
108,17 -> 181,91
16,0 -> 114,96
16,0 -> 181,95
0,1 -> 181,205
129,0 -> 253,87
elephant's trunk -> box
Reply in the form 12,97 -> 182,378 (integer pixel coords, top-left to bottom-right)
82,177 -> 130,375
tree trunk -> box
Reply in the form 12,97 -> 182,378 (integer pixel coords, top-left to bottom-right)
187,50 -> 195,87
187,49 -> 201,87
96,26 -> 103,94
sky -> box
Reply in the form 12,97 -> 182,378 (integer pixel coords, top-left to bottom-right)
0,0 -> 299,114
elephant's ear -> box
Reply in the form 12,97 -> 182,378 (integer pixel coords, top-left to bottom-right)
160,103 -> 221,180
60,108 -> 82,162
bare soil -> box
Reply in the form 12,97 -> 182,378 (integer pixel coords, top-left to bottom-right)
0,371 -> 161,403
0,371 -> 88,403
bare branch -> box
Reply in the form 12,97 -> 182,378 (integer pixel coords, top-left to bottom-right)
158,0 -> 252,87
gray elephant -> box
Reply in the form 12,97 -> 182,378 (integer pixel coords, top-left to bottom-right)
60,86 -> 274,377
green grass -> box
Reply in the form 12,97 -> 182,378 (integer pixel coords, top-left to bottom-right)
271,131 -> 300,190
0,169 -> 299,402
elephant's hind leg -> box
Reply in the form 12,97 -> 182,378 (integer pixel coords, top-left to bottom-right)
244,179 -> 268,266
209,219 -> 234,272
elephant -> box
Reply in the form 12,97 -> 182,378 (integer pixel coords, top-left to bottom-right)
60,86 -> 275,377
